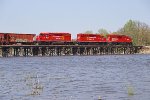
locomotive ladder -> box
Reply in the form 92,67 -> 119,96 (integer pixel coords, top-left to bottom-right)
0,45 -> 143,57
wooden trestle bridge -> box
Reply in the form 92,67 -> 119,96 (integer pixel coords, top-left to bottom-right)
0,45 -> 143,57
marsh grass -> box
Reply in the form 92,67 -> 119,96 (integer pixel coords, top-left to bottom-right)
98,96 -> 102,100
127,85 -> 134,96
24,73 -> 44,96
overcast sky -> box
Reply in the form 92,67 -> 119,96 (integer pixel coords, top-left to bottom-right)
0,0 -> 150,38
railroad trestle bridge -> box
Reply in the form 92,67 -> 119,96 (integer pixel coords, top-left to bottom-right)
0,45 -> 143,57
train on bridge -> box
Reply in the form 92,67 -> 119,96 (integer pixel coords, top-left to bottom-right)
0,32 -> 132,45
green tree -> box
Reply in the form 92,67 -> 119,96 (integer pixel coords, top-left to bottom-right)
98,28 -> 109,34
84,30 -> 93,34
97,28 -> 109,37
117,20 -> 150,46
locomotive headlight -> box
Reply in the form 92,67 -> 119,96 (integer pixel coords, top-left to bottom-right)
62,36 -> 64,40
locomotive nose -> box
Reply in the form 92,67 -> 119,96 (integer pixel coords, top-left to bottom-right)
34,36 -> 39,41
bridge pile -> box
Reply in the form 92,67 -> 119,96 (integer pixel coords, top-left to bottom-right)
0,45 -> 142,57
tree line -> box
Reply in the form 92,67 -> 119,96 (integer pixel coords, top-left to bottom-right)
84,20 -> 150,46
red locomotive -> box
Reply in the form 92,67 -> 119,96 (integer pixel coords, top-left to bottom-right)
77,33 -> 106,45
107,34 -> 132,45
36,32 -> 72,45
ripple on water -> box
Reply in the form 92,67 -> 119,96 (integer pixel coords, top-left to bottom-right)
0,55 -> 150,100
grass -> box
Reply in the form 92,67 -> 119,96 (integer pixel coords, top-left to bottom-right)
127,85 -> 134,96
24,73 -> 44,96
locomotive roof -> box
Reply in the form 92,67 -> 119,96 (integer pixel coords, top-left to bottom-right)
107,34 -> 129,37
40,32 -> 70,34
78,33 -> 101,35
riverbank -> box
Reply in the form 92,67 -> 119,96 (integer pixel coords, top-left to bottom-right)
140,46 -> 150,54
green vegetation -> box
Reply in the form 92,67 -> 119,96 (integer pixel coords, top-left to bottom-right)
97,28 -> 109,37
98,28 -> 109,34
127,85 -> 135,96
25,73 -> 43,96
117,20 -> 150,46
98,96 -> 102,100
84,30 -> 93,34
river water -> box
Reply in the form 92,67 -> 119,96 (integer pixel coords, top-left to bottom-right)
0,55 -> 150,100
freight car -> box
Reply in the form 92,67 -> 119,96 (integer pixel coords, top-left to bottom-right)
0,33 -> 36,45
0,33 -> 5,45
36,32 -> 73,45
